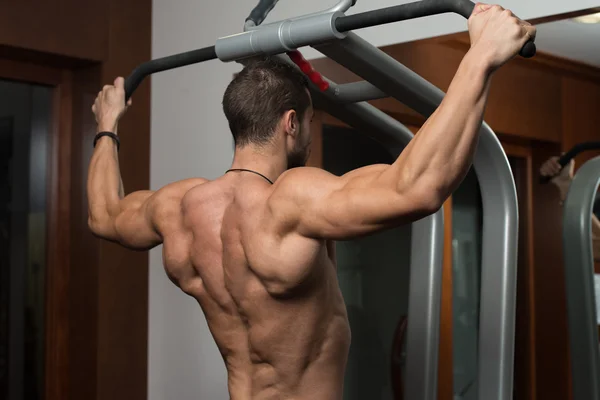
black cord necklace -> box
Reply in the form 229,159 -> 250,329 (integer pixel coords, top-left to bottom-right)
225,169 -> 274,185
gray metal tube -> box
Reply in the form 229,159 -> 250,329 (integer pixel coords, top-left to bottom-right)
244,0 -> 356,31
326,0 -> 356,13
563,156 -> 600,400
218,12 -> 346,62
307,76 -> 444,400
333,81 -> 388,103
314,33 -> 519,400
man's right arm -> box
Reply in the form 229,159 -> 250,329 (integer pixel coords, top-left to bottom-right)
269,4 -> 534,241
270,5 -> 533,241
270,50 -> 487,240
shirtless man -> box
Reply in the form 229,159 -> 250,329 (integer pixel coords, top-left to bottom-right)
87,4 -> 535,399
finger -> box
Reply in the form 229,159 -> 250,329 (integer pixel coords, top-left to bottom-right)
127,98 -> 133,106
114,77 -> 125,88
471,2 -> 493,17
522,24 -> 537,42
103,85 -> 112,92
501,8 -> 515,18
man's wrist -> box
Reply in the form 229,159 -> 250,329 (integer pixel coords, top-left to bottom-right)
465,44 -> 495,77
94,131 -> 120,151
97,120 -> 118,135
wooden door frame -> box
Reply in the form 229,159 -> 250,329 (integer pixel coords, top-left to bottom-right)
499,140 -> 537,400
0,59 -> 73,400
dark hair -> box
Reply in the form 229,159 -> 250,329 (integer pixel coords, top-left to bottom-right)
222,57 -> 311,147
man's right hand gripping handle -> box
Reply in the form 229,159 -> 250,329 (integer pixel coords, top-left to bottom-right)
468,3 -> 537,70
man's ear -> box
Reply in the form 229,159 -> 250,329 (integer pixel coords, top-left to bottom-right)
284,110 -> 298,137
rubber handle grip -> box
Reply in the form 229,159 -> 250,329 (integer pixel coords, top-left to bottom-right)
539,141 -> 600,184
124,46 -> 217,101
287,50 -> 330,92
246,0 -> 279,27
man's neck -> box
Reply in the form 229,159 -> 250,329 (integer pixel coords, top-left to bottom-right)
230,144 -> 288,184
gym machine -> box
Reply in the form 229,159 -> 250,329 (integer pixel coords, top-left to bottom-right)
125,0 -> 535,398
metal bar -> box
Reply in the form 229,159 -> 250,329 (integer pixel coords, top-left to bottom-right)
333,0 -> 535,58
326,0 -> 356,13
125,0 -> 538,100
563,156 -> 600,400
333,81 -> 388,103
245,0 -> 281,28
217,12 -> 346,63
124,46 -> 217,100
314,33 -> 519,400
304,69 -> 443,400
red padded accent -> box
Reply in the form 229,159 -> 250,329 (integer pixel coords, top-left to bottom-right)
287,50 -> 329,92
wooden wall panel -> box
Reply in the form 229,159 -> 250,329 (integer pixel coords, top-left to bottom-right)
485,61 -> 561,142
532,142 -> 571,400
0,0 -> 107,61
439,198 -> 454,400
0,0 -> 151,399
312,38 -> 564,143
561,77 -> 600,166
68,66 -> 102,400
95,0 -> 152,398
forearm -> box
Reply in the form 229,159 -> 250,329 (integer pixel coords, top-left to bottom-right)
386,49 -> 493,199
87,135 -> 124,226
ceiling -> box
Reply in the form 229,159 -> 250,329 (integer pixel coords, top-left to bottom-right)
534,16 -> 600,67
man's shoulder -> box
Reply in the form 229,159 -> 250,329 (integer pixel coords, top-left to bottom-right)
278,166 -> 333,181
150,178 -> 210,215
274,167 -> 338,194
266,167 -> 342,222
156,178 -> 209,199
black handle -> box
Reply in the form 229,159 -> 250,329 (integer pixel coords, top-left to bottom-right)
124,46 -> 217,101
335,0 -> 536,58
539,141 -> 600,184
246,0 -> 280,27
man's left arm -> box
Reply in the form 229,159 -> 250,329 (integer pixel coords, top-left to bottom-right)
87,77 -> 164,250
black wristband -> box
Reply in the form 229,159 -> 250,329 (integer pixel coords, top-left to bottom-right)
94,131 -> 120,151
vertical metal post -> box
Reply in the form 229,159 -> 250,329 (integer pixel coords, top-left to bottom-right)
563,156 -> 600,400
313,32 -> 519,400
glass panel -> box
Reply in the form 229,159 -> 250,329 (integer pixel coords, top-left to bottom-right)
0,80 -> 52,400
451,168 -> 482,400
322,125 -> 412,400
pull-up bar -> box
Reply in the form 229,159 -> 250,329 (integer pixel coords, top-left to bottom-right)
123,0 -> 536,100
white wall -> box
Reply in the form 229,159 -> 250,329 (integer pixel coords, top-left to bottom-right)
149,0 -> 600,398
535,19 -> 600,67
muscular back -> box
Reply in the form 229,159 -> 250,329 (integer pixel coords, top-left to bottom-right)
157,174 -> 351,400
